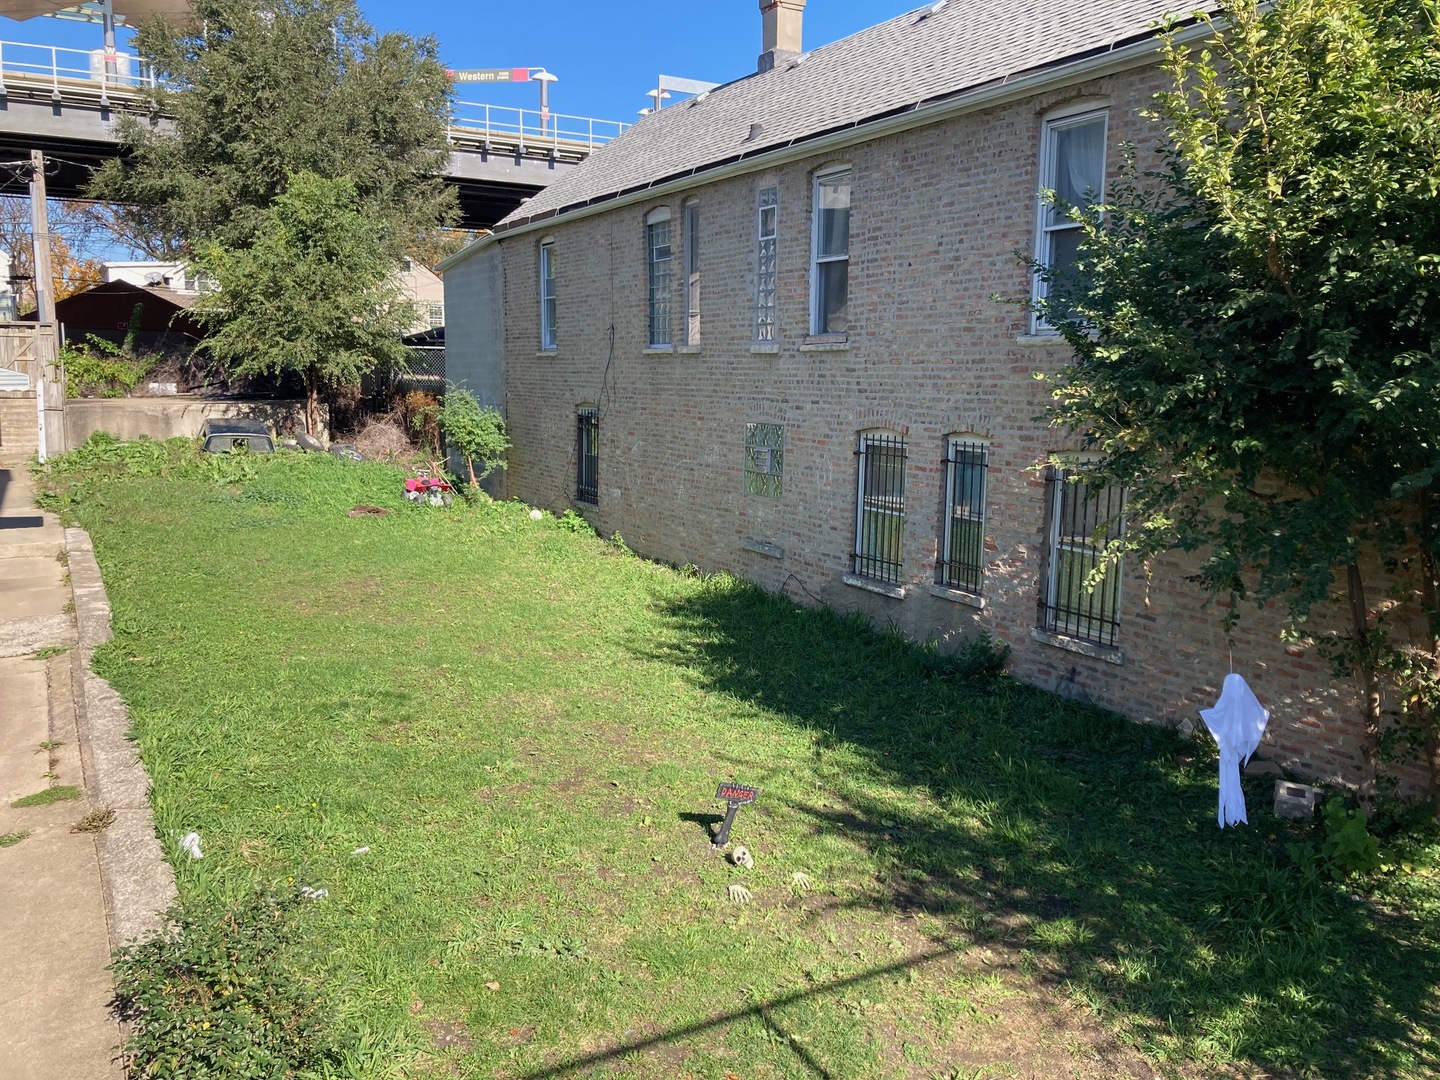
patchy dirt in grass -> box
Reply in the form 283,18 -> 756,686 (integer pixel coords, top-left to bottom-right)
424,1018 -> 474,1053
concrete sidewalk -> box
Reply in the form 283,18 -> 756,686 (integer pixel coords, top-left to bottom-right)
0,459 -> 122,1079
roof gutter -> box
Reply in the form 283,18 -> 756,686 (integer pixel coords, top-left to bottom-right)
438,16 -> 1213,273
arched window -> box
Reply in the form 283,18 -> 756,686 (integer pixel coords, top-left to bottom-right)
645,207 -> 673,347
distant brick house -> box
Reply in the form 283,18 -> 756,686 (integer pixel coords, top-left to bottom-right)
440,0 -> 1416,794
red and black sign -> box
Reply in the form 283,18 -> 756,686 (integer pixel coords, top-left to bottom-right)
712,783 -> 758,847
715,783 -> 759,805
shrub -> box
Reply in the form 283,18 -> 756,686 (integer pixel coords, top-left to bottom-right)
438,385 -> 510,486
110,887 -> 349,1079
556,508 -> 595,534
1320,798 -> 1383,879
63,335 -> 152,398
399,391 -> 440,457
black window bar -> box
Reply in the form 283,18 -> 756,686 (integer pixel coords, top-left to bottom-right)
938,440 -> 987,594
575,410 -> 598,504
853,434 -> 907,584
1038,467 -> 1124,647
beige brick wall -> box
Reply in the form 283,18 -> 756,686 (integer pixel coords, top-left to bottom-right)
484,65 -> 1422,795
0,391 -> 38,458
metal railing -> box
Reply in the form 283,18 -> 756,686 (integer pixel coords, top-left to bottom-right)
0,39 -> 156,92
0,39 -> 629,155
450,98 -> 627,152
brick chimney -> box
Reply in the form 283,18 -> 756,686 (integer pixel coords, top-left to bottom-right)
758,0 -> 805,73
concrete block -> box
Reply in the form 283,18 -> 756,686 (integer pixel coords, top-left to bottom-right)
1274,780 -> 1323,820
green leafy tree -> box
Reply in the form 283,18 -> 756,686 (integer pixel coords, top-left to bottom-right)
1034,0 -> 1440,809
190,172 -> 412,435
438,385 -> 510,487
89,0 -> 455,258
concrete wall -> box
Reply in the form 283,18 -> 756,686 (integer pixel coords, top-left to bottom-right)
65,398 -> 323,446
442,244 -> 507,494
465,63 -> 1419,795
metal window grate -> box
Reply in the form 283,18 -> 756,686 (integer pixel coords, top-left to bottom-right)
1038,467 -> 1124,646
853,434 -> 906,584
575,410 -> 599,504
938,440 -> 987,594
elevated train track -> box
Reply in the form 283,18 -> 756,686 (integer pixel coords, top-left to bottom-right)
0,40 -> 623,228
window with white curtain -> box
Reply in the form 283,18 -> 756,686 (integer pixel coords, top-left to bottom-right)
1033,110 -> 1107,331
811,167 -> 851,335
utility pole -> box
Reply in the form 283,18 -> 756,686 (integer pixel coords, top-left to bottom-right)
29,150 -> 57,333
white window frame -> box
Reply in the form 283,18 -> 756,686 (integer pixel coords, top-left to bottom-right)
810,166 -> 852,336
682,199 -> 700,346
1031,107 -> 1108,334
754,186 -> 779,343
938,437 -> 988,594
646,206 -> 673,348
539,239 -> 557,351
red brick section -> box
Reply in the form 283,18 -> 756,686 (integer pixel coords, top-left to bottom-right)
487,65 -> 1426,797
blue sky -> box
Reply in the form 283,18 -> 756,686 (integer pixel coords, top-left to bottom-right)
4,1 -> 922,125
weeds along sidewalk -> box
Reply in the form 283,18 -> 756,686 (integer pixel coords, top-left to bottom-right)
0,458 -> 125,1079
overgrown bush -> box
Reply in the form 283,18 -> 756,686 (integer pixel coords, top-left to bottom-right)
63,335 -> 153,398
399,391 -> 440,457
437,384 -> 509,486
110,888 -> 349,1078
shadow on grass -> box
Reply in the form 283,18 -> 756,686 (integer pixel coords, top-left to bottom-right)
518,947 -> 955,1079
632,576 -> 1440,1077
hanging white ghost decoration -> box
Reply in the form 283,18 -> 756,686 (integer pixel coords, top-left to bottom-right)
1199,673 -> 1270,828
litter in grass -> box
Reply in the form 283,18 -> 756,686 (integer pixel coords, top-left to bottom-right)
179,832 -> 203,859
529,509 -> 543,520
351,846 -> 370,855
300,885 -> 328,900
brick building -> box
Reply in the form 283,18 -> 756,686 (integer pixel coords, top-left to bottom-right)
441,0 -> 1418,793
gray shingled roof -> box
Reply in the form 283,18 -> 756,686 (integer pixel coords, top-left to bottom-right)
497,0 -> 1193,230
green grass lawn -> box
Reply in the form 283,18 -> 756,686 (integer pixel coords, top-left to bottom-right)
45,443 -> 1440,1079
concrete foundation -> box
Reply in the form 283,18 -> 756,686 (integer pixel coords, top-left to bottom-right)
65,397 -> 327,446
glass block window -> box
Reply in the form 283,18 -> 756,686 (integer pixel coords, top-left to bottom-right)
938,439 -> 987,594
754,186 -> 778,343
853,432 -> 906,584
744,423 -> 784,497
1038,465 -> 1124,646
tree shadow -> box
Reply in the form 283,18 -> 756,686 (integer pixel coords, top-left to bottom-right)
629,576 -> 1440,1077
